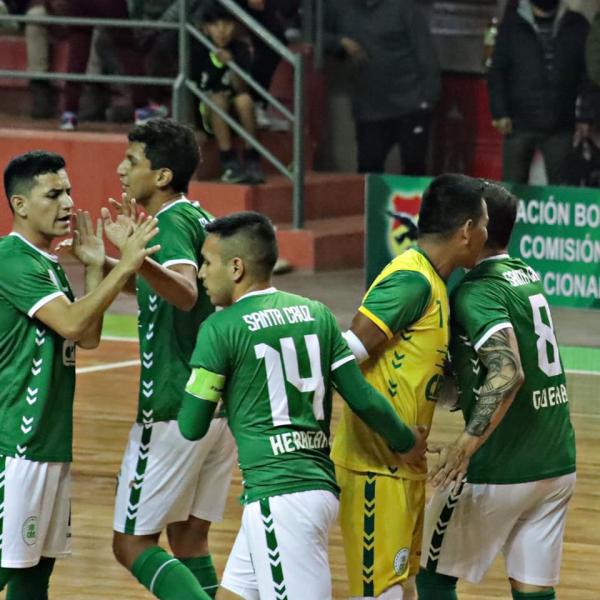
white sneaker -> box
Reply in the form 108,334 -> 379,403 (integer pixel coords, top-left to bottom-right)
255,104 -> 271,130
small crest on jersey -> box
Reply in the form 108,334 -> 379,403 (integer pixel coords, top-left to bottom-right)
393,547 -> 409,575
22,516 -> 38,546
425,373 -> 444,402
62,340 -> 76,366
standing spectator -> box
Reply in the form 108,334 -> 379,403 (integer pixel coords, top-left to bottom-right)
191,3 -> 265,184
488,0 -> 592,184
48,0 -> 166,130
323,0 -> 440,175
586,9 -> 600,87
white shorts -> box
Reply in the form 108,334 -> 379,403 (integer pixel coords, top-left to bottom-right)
421,472 -> 576,586
221,489 -> 339,600
113,418 -> 236,535
0,457 -> 71,568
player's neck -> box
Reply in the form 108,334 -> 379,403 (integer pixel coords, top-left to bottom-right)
232,279 -> 273,303
479,245 -> 508,261
12,223 -> 54,253
417,240 -> 460,281
144,191 -> 185,216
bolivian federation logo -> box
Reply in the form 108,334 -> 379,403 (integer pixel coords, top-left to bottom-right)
22,516 -> 38,546
387,193 -> 421,257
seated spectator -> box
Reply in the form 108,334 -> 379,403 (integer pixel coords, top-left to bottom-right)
48,0 -> 166,130
191,2 -> 265,184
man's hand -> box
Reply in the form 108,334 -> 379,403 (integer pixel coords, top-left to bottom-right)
215,49 -> 233,64
427,438 -> 471,493
118,215 -> 161,273
102,194 -> 140,252
340,37 -> 369,64
573,122 -> 591,147
399,425 -> 428,468
492,117 -> 513,135
56,210 -> 105,268
247,0 -> 265,10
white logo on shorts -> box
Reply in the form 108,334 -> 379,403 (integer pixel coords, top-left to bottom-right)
393,547 -> 409,575
22,516 -> 38,546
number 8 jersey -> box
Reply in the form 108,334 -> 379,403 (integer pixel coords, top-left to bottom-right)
450,254 -> 576,484
188,287 -> 354,504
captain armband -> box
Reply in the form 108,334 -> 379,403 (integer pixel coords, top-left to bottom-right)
185,368 -> 225,402
342,329 -> 369,364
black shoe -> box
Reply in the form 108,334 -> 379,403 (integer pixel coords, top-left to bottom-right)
244,160 -> 266,185
29,80 -> 57,119
221,159 -> 247,183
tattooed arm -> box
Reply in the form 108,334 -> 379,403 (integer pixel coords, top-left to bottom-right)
429,327 -> 525,490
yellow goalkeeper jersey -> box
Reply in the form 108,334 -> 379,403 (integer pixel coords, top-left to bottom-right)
331,247 -> 449,480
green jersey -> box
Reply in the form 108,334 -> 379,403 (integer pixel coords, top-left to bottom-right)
189,288 -> 354,503
136,199 -> 214,423
450,255 -> 576,484
0,233 -> 75,462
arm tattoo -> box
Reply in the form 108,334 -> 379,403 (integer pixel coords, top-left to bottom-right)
466,328 -> 521,437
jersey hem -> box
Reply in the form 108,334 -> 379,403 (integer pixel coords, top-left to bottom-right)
242,481 -> 340,504
467,464 -> 576,485
358,306 -> 393,340
331,458 -> 427,480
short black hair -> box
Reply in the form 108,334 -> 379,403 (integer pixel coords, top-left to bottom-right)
4,150 -> 66,211
202,1 -> 234,23
418,173 -> 485,237
128,118 -> 199,194
480,179 -> 518,249
205,211 -> 278,278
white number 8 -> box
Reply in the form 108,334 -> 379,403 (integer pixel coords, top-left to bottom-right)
529,294 -> 562,377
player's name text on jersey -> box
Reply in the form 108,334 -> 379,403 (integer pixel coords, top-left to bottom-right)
242,305 -> 315,332
269,430 -> 329,456
532,384 -> 568,411
502,267 -> 541,287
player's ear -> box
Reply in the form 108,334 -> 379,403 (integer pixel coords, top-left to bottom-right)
459,218 -> 474,244
230,256 -> 245,283
155,168 -> 173,189
10,194 -> 27,217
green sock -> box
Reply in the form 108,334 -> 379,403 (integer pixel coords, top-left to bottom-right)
179,555 -> 218,599
511,589 -> 556,600
6,557 -> 55,600
416,567 -> 458,600
132,546 -> 211,600
0,567 -> 14,591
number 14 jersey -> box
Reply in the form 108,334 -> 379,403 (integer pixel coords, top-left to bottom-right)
189,288 -> 354,503
450,255 -> 576,485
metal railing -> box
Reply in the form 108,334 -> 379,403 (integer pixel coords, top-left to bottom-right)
0,0 -> 307,228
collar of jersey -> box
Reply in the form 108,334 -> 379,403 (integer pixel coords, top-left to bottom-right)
477,253 -> 510,265
236,287 -> 278,302
412,245 -> 445,281
9,231 -> 59,262
155,197 -> 191,218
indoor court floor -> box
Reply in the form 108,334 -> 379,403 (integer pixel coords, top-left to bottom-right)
3,267 -> 597,600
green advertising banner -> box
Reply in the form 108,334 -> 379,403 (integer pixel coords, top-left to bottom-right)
365,174 -> 600,310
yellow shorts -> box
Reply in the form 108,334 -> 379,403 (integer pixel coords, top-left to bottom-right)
336,465 -> 425,597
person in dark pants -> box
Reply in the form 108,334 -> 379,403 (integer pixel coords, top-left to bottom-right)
324,0 -> 440,175
488,0 -> 593,184
48,0 -> 164,130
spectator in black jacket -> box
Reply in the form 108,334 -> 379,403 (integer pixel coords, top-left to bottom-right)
324,0 -> 440,175
488,0 -> 592,184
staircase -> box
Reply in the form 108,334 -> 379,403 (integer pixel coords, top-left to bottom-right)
0,33 -> 366,270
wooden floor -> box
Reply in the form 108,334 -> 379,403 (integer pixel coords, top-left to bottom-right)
2,338 -> 598,599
